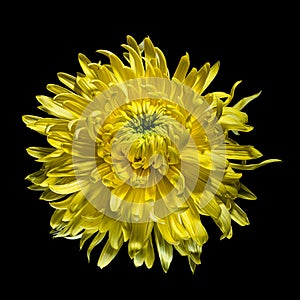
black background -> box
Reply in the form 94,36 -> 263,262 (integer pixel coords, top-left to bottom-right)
7,2 -> 296,298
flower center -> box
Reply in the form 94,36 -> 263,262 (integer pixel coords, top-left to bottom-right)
128,113 -> 159,134
96,98 -> 190,189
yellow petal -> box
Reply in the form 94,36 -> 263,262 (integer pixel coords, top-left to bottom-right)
87,231 -> 106,261
109,221 -> 123,249
172,53 -> 190,82
202,60 -> 220,93
26,146 -> 54,159
79,229 -> 97,250
49,195 -> 74,208
49,179 -> 82,194
223,80 -> 242,106
237,183 -> 257,200
181,210 -> 208,245
50,209 -> 64,229
126,35 -> 141,54
78,53 -> 97,78
225,144 -> 263,160
40,189 -> 65,201
46,83 -> 73,95
97,239 -> 122,268
154,225 -> 173,273
155,46 -> 169,77
183,67 -> 198,87
128,223 -> 153,258
230,202 -> 250,226
233,91 -> 262,111
36,95 -> 75,119
47,165 -> 75,177
167,214 -> 189,241
143,37 -> 157,67
145,238 -> 155,269
230,158 -> 281,170
57,72 -> 77,91
121,44 -> 145,77
192,62 -> 210,94
213,203 -> 232,239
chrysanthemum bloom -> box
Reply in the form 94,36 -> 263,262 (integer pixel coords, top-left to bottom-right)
23,35 -> 280,273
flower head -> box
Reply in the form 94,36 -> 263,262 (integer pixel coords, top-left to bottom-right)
23,35 -> 280,273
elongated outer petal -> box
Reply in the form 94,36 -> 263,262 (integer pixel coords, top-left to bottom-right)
172,53 -> 190,82
97,239 -> 123,268
87,231 -> 106,261
47,83 -> 73,95
109,221 -> 123,250
230,158 -> 282,170
36,95 -> 75,119
132,238 -> 155,268
155,47 -> 169,77
40,189 -> 65,201
50,209 -> 64,228
49,195 -> 73,208
57,72 -> 77,91
109,52 -> 135,82
223,80 -> 242,106
188,256 -> 197,274
181,210 -> 208,245
78,53 -> 97,78
202,60 -> 220,93
193,62 -> 210,94
22,114 -> 41,125
143,37 -> 157,67
230,202 -> 250,226
225,144 -> 263,160
47,165 -> 75,177
154,225 -> 173,273
193,192 -> 222,219
126,35 -> 140,53
183,67 -> 198,87
128,223 -> 153,258
145,238 -> 155,269
80,229 -> 97,250
156,215 -> 178,245
233,91 -> 262,111
26,146 -> 54,159
213,203 -> 232,239
237,183 -> 257,200
49,179 -> 82,194
22,115 -> 46,135
121,44 -> 145,77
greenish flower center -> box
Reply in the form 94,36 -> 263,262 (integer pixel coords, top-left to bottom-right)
128,113 -> 160,134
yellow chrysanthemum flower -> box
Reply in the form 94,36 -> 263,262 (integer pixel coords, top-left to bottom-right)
23,35 -> 280,273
